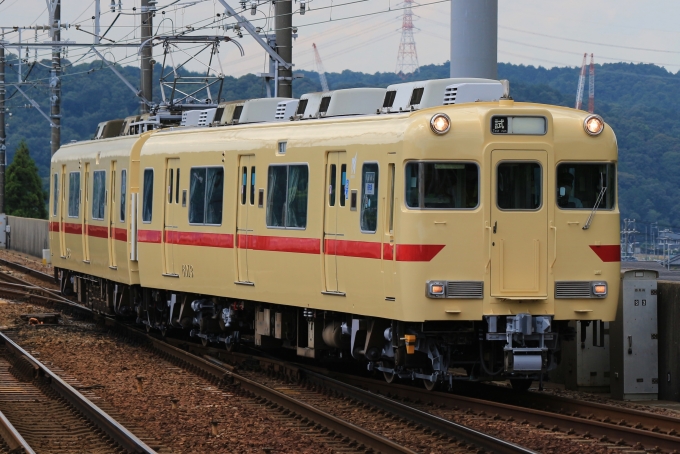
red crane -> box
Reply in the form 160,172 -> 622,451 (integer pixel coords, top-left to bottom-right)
312,43 -> 330,92
575,53 -> 587,110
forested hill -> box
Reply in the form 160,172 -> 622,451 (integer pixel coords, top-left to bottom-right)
4,56 -> 680,226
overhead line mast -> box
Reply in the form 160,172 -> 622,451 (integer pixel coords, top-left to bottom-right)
312,43 -> 329,92
575,52 -> 587,111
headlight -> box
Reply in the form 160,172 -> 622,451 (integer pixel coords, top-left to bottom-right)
430,113 -> 451,135
592,282 -> 607,297
426,281 -> 446,298
584,114 -> 604,136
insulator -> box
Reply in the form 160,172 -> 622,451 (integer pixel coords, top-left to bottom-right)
110,0 -> 115,12
300,0 -> 306,15
250,1 -> 257,15
240,0 -> 246,9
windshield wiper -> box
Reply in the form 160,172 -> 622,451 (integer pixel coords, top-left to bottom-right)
583,185 -> 607,230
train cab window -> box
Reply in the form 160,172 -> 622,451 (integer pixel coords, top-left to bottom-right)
189,167 -> 224,225
250,166 -> 256,205
120,170 -> 127,222
142,169 -> 154,223
556,163 -> 615,210
266,164 -> 309,229
68,172 -> 81,218
497,162 -> 542,210
52,173 -> 58,217
360,163 -> 379,233
340,164 -> 347,206
405,162 -> 479,209
241,167 -> 247,205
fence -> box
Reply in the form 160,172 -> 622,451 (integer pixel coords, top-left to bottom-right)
6,216 -> 49,258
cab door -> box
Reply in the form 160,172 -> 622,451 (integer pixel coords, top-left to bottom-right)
323,151 -> 347,295
236,156 -> 254,284
108,162 -> 117,268
490,150 -> 547,297
163,158 -> 180,276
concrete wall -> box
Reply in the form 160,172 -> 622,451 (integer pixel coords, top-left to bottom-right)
6,216 -> 49,259
658,281 -> 680,401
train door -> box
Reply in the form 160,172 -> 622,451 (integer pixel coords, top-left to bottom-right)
108,161 -> 117,268
323,151 -> 347,295
490,150 -> 547,297
163,158 -> 180,276
382,163 -> 396,300
82,163 -> 90,263
59,165 -> 66,257
236,155 -> 254,284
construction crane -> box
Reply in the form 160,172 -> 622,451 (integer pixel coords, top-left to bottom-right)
312,43 -> 330,92
588,53 -> 595,113
575,53 -> 587,110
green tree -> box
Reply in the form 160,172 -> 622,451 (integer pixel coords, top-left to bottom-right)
5,141 -> 47,219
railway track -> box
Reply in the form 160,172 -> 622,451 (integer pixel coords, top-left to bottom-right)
7,258 -> 680,452
0,331 -> 156,454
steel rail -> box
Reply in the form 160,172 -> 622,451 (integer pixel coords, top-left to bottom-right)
331,373 -> 680,452
0,408 -> 35,454
0,257 -> 55,284
0,332 -> 156,454
148,338 -> 417,454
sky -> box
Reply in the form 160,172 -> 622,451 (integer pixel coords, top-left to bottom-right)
0,0 -> 678,80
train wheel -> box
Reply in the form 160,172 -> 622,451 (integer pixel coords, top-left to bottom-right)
510,379 -> 532,392
145,323 -> 152,333
422,378 -> 437,391
201,337 -> 209,347
225,342 -> 239,353
383,370 -> 397,384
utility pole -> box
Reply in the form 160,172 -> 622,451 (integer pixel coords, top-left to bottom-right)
0,32 -> 5,213
49,0 -> 61,156
275,0 -> 292,98
140,0 -> 154,113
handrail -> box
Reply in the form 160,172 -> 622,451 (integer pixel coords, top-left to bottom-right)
550,221 -> 557,269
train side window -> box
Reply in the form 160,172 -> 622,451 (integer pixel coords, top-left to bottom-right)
92,171 -> 106,220
250,166 -> 256,205
175,168 -> 180,204
360,163 -> 379,233
266,164 -> 309,229
142,169 -> 154,223
68,172 -> 81,217
189,166 -> 224,225
329,164 -> 336,207
405,162 -> 479,209
168,168 -> 174,204
52,173 -> 58,217
496,162 -> 541,210
556,163 -> 615,210
340,164 -> 347,206
120,170 -> 127,222
241,167 -> 247,205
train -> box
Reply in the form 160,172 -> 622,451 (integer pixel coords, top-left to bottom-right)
49,77 -> 620,390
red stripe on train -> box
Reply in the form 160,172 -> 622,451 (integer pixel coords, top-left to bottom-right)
395,244 -> 445,262
589,245 -> 621,262
63,223 -> 83,234
49,222 -> 60,232
240,234 -> 320,254
138,230 -> 162,243
325,239 -> 382,259
112,227 -> 128,242
167,231 -> 233,248
87,225 -> 108,239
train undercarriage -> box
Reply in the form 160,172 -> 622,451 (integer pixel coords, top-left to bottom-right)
59,269 -> 567,391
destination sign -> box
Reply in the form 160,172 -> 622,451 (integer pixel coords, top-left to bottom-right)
491,116 -> 546,135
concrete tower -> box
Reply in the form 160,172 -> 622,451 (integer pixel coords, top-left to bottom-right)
450,0 -> 497,79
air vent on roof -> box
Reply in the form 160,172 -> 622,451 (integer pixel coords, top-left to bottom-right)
319,96 -> 331,114
276,100 -> 299,120
212,107 -> 225,124
382,78 -> 502,114
409,87 -> 424,106
383,90 -> 397,108
296,99 -> 309,116
180,110 -> 202,127
232,105 -> 243,123
442,81 -> 504,105
197,108 -> 217,126
238,98 -> 292,124
296,88 -> 386,119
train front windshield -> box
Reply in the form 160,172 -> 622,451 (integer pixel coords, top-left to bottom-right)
556,163 -> 616,210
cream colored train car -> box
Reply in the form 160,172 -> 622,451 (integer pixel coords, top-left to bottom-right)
51,82 -> 620,390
